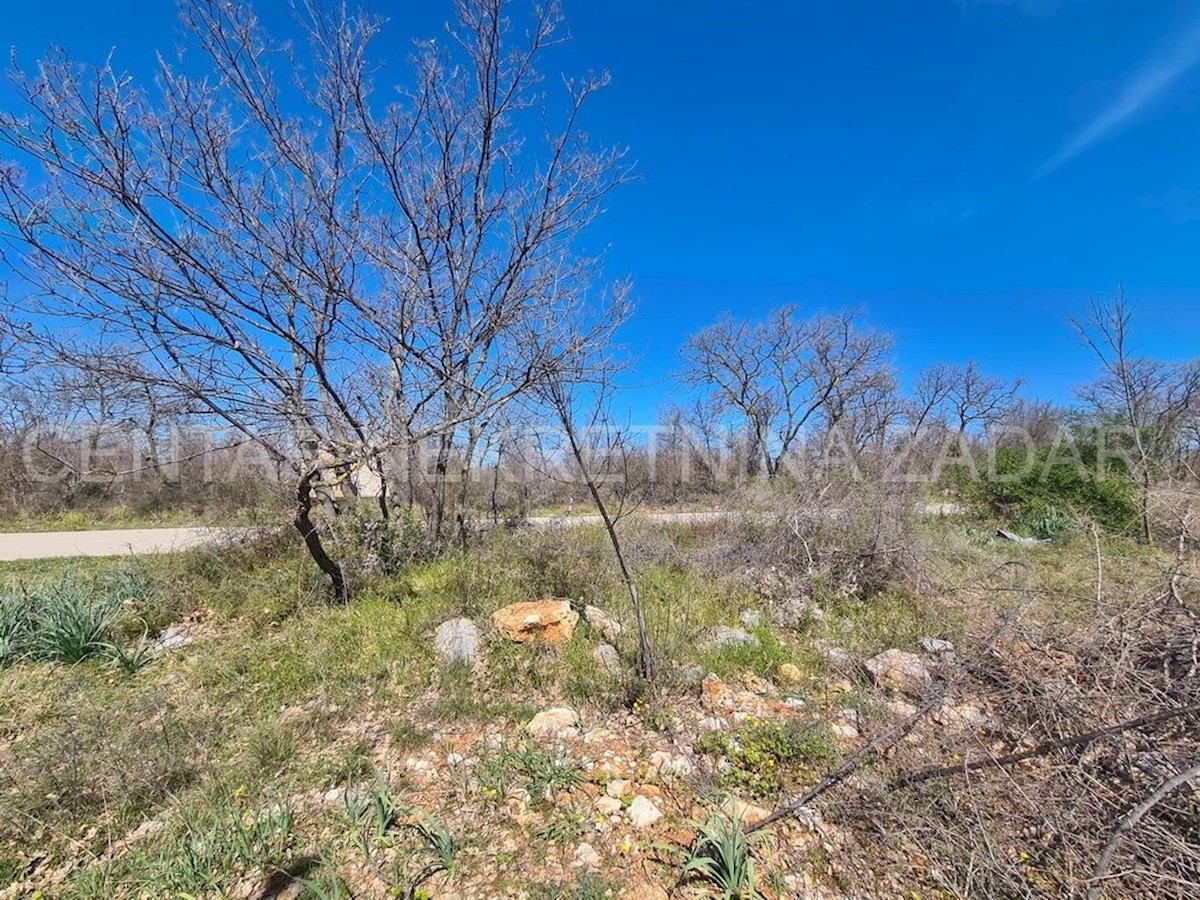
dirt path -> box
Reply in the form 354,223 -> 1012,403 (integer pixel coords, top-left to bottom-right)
0,527 -> 243,561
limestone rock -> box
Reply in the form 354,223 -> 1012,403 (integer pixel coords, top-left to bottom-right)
572,841 -> 602,870
865,649 -> 933,698
700,626 -> 759,650
778,662 -> 803,682
920,637 -> 955,655
593,643 -> 622,676
527,707 -> 581,740
627,795 -> 663,829
433,618 -> 481,664
492,599 -> 579,644
584,604 -> 623,642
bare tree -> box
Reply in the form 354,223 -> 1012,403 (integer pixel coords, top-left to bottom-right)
532,287 -> 656,680
0,0 -> 627,598
1072,292 -> 1200,542
679,306 -> 893,478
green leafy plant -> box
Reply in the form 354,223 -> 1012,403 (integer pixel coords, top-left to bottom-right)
682,814 -> 767,900
405,812 -> 461,897
696,719 -> 836,798
475,742 -> 581,807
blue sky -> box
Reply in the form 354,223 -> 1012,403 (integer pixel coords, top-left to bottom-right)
5,0 -> 1200,420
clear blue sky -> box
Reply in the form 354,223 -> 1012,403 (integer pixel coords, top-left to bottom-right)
5,0 -> 1200,421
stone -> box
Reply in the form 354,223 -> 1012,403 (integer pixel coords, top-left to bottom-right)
698,716 -> 724,732
433,618 -> 481,664
701,674 -> 733,710
528,707 -> 581,740
865,649 -> 933,699
149,624 -> 194,654
699,626 -> 759,650
492,599 -> 579,644
593,643 -> 622,677
648,750 -> 693,779
606,778 -> 632,798
920,637 -> 955,655
595,796 -> 623,816
584,605 -> 623,642
627,795 -> 663,829
680,662 -> 706,685
722,796 -> 772,827
822,646 -> 856,668
779,662 -> 803,682
572,841 -> 602,870
738,609 -> 763,628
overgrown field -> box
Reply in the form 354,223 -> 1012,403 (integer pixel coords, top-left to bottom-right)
0,500 -> 1196,898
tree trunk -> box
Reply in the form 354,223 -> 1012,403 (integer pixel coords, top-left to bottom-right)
294,470 -> 349,604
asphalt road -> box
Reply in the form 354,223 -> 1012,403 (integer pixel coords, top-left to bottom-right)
0,527 -> 241,561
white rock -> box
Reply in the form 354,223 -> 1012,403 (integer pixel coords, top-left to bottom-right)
649,750 -> 693,779
699,716 -> 724,733
434,618 -> 482,665
627,795 -> 663,829
700,626 -> 760,650
445,752 -> 465,767
593,643 -> 622,676
606,778 -> 631,799
865,649 -> 933,698
150,624 -> 195,654
595,796 -> 623,816
584,605 -> 623,642
739,609 -> 763,628
528,707 -> 581,740
572,841 -> 602,870
920,637 -> 955,654
822,647 -> 856,668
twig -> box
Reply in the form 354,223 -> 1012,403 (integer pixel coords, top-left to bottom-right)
893,703 -> 1200,788
1087,760 -> 1200,899
745,679 -> 955,835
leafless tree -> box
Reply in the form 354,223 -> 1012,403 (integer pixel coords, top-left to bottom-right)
0,0 -> 628,598
679,306 -> 893,478
907,360 -> 1022,437
1072,292 -> 1200,542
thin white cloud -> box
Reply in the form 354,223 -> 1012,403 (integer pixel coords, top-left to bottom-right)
1040,16 -> 1200,176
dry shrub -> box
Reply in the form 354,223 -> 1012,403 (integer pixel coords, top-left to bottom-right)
697,477 -> 923,606
863,595 -> 1200,898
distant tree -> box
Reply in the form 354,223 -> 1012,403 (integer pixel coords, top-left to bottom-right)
1071,292 -> 1200,542
0,0 -> 627,598
679,306 -> 893,478
908,360 -> 1022,437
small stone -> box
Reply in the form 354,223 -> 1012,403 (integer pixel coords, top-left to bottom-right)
434,618 -> 481,664
149,624 -> 194,654
779,663 -> 803,682
647,751 -> 693,779
822,647 -> 856,668
722,796 -> 772,827
584,605 -> 623,642
595,796 -> 623,816
865,649 -> 933,698
699,626 -> 759,650
606,779 -> 631,799
738,609 -> 763,628
831,721 -> 860,740
572,841 -> 602,870
680,662 -> 705,685
445,752 -> 465,767
627,795 -> 663,829
593,643 -> 622,676
528,707 -> 581,740
920,637 -> 956,654
699,716 -> 724,732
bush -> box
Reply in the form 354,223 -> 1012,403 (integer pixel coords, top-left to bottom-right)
971,446 -> 1137,536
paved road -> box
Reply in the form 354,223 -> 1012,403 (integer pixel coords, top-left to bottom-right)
0,527 -> 243,561
0,512 -> 737,561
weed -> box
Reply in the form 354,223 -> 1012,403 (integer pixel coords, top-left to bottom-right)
696,719 -> 836,799
406,812 -> 461,895
681,813 -> 768,900
475,742 -> 582,807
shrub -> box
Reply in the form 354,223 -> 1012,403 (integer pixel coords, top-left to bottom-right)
696,718 -> 836,799
970,446 -> 1137,536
